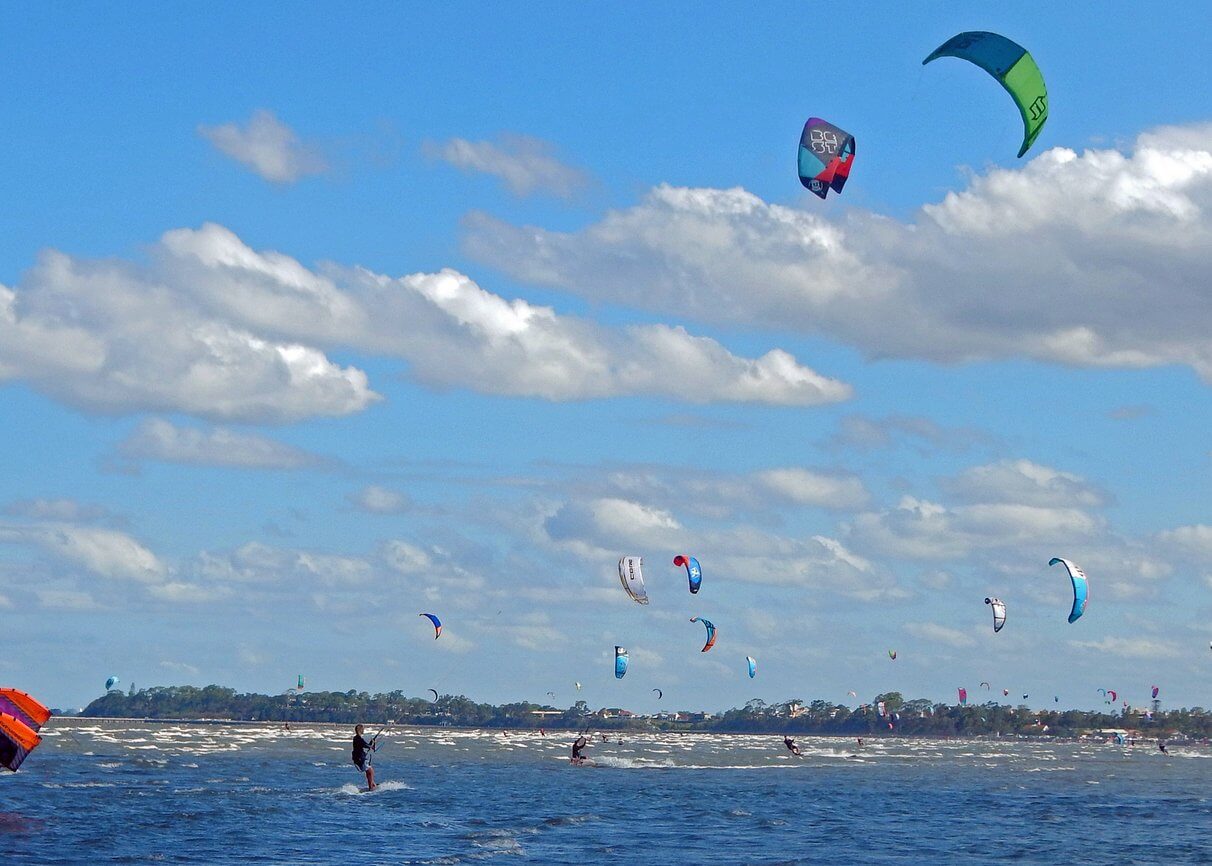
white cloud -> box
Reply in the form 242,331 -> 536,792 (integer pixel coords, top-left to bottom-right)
36,588 -> 101,610
1158,524 -> 1212,559
904,622 -> 975,648
0,222 -> 846,417
850,494 -> 1102,561
0,249 -> 377,423
429,134 -> 586,198
755,468 -> 869,509
349,485 -> 412,514
148,581 -> 230,603
1068,636 -> 1181,659
198,110 -> 327,183
943,459 -> 1108,508
160,660 -> 201,676
3,499 -> 112,522
465,126 -> 1212,381
119,418 -> 322,469
0,523 -> 165,583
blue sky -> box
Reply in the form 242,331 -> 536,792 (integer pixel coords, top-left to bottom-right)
3,3 -> 1211,714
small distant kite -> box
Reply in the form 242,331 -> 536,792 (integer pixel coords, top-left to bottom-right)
419,613 -> 443,639
984,597 -> 1006,633
1049,558 -> 1089,623
652,688 -> 663,700
690,617 -> 717,652
105,676 -> 120,691
618,556 -> 649,605
798,117 -> 856,199
746,656 -> 757,679
673,555 -> 703,595
888,650 -> 897,660
958,688 -> 968,706
427,689 -> 439,702
615,646 -> 629,679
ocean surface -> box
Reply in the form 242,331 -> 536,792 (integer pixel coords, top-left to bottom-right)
1,720 -> 1209,864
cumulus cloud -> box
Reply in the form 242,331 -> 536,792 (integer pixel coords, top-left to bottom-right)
349,485 -> 412,514
119,418 -> 322,469
942,459 -> 1109,508
904,622 -> 975,648
3,498 -> 112,522
36,588 -> 101,610
0,223 -> 845,421
0,523 -> 165,583
1158,524 -> 1212,559
1068,636 -> 1181,659
198,110 -> 327,183
465,126 -> 1212,381
428,134 -> 586,197
0,249 -> 377,423
850,495 -> 1101,561
755,468 -> 869,509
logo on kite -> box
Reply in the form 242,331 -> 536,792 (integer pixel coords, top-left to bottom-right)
614,646 -> 629,679
797,118 -> 856,199
1049,558 -> 1088,623
673,555 -> 702,594
746,656 -> 757,679
922,31 -> 1048,158
419,612 -> 442,639
618,556 -> 649,605
984,597 -> 1006,633
689,617 -> 717,652
0,688 -> 52,772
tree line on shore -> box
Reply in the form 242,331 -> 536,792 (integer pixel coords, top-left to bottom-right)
78,685 -> 1212,739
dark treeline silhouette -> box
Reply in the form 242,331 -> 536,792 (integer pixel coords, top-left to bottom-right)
79,686 -> 1212,739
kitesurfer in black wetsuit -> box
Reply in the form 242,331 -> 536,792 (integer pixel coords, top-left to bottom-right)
1158,740 -> 1169,754
571,735 -> 588,765
783,736 -> 802,756
352,724 -> 377,790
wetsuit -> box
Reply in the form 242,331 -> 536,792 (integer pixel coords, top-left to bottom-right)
571,736 -> 588,762
784,737 -> 802,756
352,734 -> 374,771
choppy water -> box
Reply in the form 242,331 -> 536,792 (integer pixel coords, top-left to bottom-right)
2,720 -> 1210,864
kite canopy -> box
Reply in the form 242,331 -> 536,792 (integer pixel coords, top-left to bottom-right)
0,689 -> 51,773
984,597 -> 1007,633
614,646 -> 629,679
958,687 -> 968,706
690,617 -> 717,652
746,656 -> 757,679
1152,685 -> 1160,700
297,675 -> 305,690
427,688 -> 439,702
419,613 -> 443,639
888,649 -> 897,660
575,681 -> 582,692
652,688 -> 663,700
923,31 -> 1048,157
673,555 -> 702,595
105,676 -> 119,691
797,117 -> 856,199
979,682 -> 990,689
618,556 -> 649,605
1049,558 -> 1089,623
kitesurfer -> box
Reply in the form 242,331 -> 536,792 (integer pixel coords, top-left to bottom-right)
352,724 -> 377,791
856,738 -> 864,748
571,735 -> 588,765
1158,740 -> 1169,754
783,736 -> 802,756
